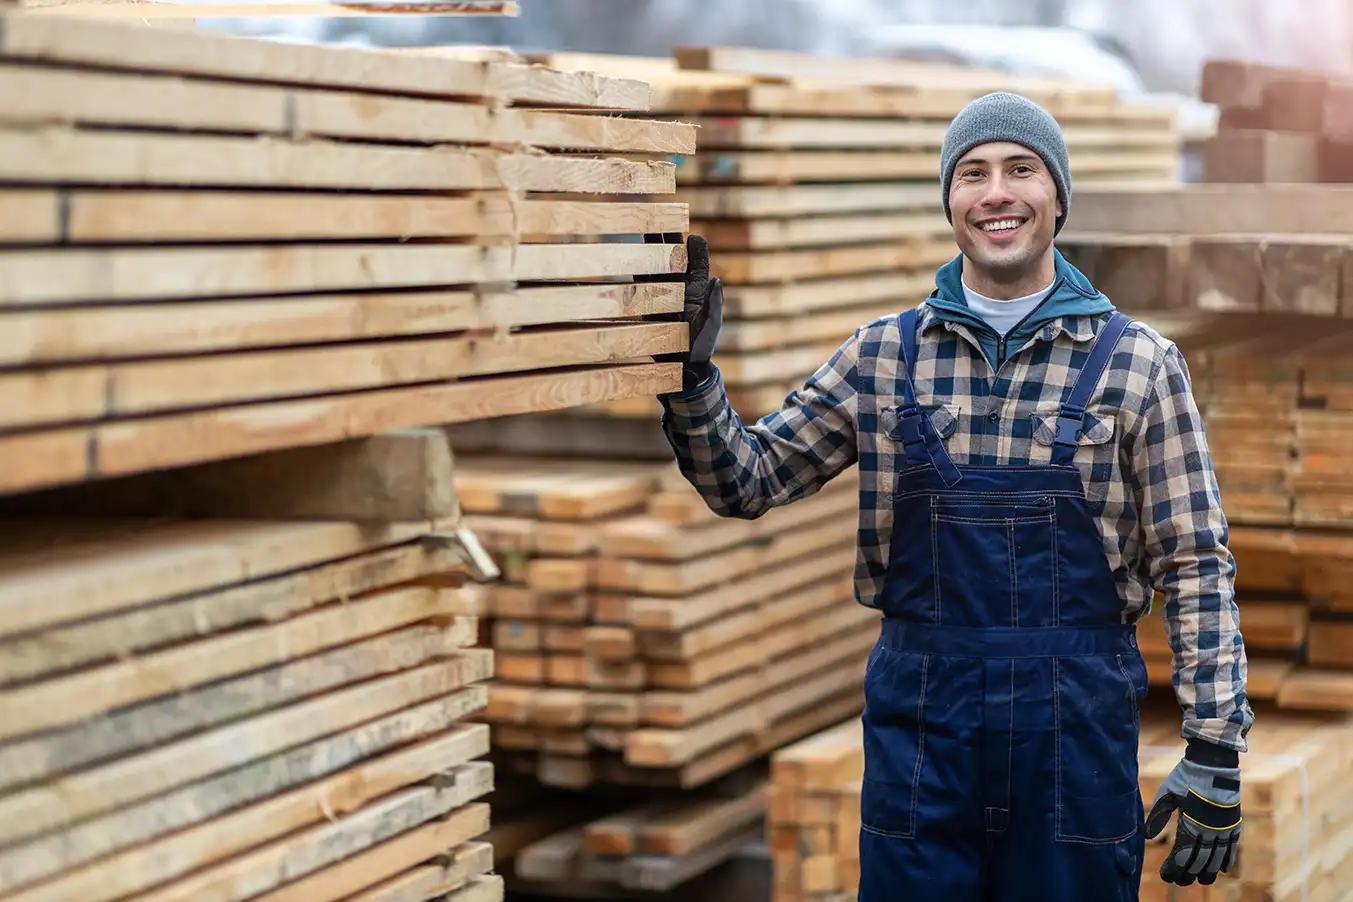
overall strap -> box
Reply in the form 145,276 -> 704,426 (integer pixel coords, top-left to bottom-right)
897,307 -> 963,487
1050,311 -> 1132,467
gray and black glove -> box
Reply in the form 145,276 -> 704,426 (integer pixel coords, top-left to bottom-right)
1144,745 -> 1242,886
645,233 -> 722,391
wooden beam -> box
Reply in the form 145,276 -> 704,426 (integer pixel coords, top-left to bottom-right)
0,283 -> 684,367
1069,185 -> 1353,235
0,429 -> 462,522
0,128 -> 678,192
0,191 -> 688,244
17,0 -> 519,16
0,362 -> 681,495
0,322 -> 687,428
0,10 -> 647,108
0,64 -> 694,152
0,241 -> 687,306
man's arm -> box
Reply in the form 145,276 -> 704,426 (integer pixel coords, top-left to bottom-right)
658,334 -> 861,520
1131,342 -> 1253,756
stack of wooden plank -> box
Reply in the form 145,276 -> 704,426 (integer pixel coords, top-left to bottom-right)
454,455 -> 873,793
0,15 -> 709,902
1200,59 -> 1353,183
495,46 -> 1185,423
0,10 -> 694,496
1058,184 -> 1353,318
767,703 -> 1353,902
1127,346 -> 1353,715
485,768 -> 769,897
0,430 -> 507,902
1138,708 -> 1353,902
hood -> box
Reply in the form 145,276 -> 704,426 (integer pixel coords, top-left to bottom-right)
923,248 -> 1117,367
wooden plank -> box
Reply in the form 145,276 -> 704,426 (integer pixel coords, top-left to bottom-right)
710,239 -> 954,285
0,63 -> 693,152
691,212 -> 948,250
1070,184 -> 1353,235
0,321 -> 685,429
0,10 -> 648,109
0,191 -> 688,244
323,843 -> 494,902
0,656 -> 489,848
673,45 -> 1113,99
680,116 -> 1172,152
0,128 -> 677,193
0,362 -> 680,496
0,283 -> 684,368
2,721 -> 489,898
20,0 -> 519,17
677,182 -> 937,218
0,241 -> 686,306
0,516 -> 460,642
0,430 -> 462,522
0,622 -> 459,790
0,586 -> 475,742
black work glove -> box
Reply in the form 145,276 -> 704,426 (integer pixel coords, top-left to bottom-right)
1144,751 -> 1242,886
643,233 -> 722,390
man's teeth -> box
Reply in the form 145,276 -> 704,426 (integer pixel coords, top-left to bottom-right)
981,219 -> 1024,232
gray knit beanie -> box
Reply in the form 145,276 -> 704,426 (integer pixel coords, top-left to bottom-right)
939,92 -> 1072,235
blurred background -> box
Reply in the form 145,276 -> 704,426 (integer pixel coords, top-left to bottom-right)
202,0 -> 1353,169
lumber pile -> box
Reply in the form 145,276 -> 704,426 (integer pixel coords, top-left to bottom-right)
1058,183 -> 1353,319
1138,709 -> 1353,902
503,46 -> 1183,423
0,16 -> 713,902
1200,59 -> 1353,183
485,768 -> 768,896
453,454 -> 873,792
767,703 -> 1353,902
0,430 -> 506,902
1129,348 -> 1353,715
12,0 -> 521,18
0,10 -> 693,498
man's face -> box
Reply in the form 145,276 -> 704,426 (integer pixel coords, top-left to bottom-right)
948,141 -> 1061,284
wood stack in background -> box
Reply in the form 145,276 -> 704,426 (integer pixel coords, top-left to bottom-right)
513,45 -> 1184,422
1200,58 -> 1353,183
448,455 -> 873,894
1061,185 -> 1353,713
0,9 -> 693,495
0,431 -> 504,902
0,12 -> 701,902
767,704 -> 1353,902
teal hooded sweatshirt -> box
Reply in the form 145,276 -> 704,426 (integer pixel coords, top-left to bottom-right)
923,248 -> 1117,372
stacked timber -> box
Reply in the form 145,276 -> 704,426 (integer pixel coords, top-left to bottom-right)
0,430 -> 506,902
0,9 -> 693,495
1199,59 -> 1353,183
0,14 -> 703,902
1064,190 -> 1353,711
1130,348 -> 1353,715
767,704 -> 1353,902
448,453 -> 871,892
455,454 -> 872,789
485,770 -> 769,896
508,45 -> 1183,423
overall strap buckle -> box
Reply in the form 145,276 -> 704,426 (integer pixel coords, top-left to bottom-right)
1050,312 -> 1132,467
897,308 -> 963,487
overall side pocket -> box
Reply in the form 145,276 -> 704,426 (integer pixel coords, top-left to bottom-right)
1053,655 -> 1142,844
861,649 -> 928,840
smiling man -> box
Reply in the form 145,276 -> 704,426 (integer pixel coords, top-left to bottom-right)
657,92 -> 1252,900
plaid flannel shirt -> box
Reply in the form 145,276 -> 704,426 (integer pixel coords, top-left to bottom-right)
659,303 -> 1253,753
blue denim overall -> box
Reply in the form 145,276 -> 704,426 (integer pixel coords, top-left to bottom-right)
858,308 -> 1148,901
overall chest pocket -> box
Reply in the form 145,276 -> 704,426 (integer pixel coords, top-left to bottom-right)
1030,407 -> 1117,501
883,404 -> 960,498
932,494 -> 1057,627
